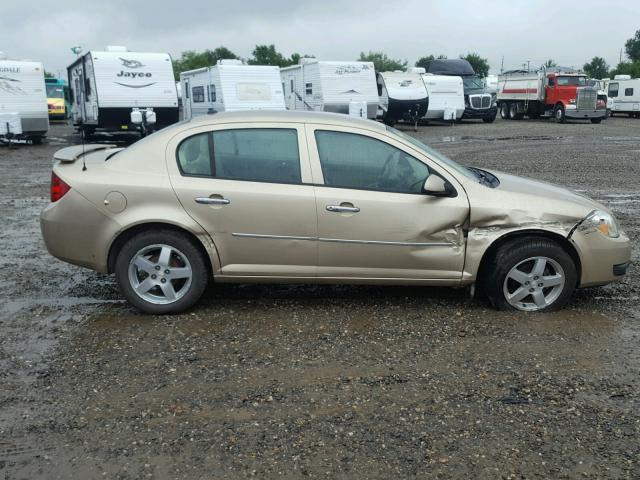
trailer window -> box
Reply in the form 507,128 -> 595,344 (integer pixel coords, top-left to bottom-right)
84,78 -> 91,96
192,86 -> 205,103
625,87 -> 634,96
290,79 -> 294,93
608,83 -> 619,98
210,84 -> 216,102
305,83 -> 312,95
185,81 -> 190,99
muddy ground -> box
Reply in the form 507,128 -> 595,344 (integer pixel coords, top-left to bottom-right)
0,117 -> 638,479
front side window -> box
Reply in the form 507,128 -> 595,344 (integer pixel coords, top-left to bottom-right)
315,130 -> 429,194
609,83 -> 619,98
625,87 -> 634,96
192,86 -> 205,103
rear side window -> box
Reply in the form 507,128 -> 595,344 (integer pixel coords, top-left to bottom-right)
192,86 -> 205,103
609,83 -> 619,98
176,129 -> 301,184
213,129 -> 300,183
625,87 -> 634,96
315,130 -> 429,194
177,133 -> 212,176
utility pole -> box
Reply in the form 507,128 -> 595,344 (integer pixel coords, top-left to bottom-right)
500,55 -> 504,73
527,60 -> 530,72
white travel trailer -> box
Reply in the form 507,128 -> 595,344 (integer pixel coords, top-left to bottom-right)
67,46 -> 178,135
0,54 -> 48,143
420,74 -> 465,122
180,60 -> 285,120
376,70 -> 429,127
607,75 -> 640,117
280,59 -> 378,119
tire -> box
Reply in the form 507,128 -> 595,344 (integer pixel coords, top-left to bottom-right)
509,102 -> 518,120
554,104 -> 566,123
29,136 -> 43,145
590,118 -> 602,124
500,103 -> 510,119
484,237 -> 577,312
115,230 -> 209,314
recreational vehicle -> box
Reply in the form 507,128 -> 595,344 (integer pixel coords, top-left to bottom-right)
607,75 -> 640,117
0,55 -> 49,143
376,70 -> 429,127
45,77 -> 69,120
419,74 -> 465,122
180,60 -> 285,120
280,59 -> 378,119
67,46 -> 179,136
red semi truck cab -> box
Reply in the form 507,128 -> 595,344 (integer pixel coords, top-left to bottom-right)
497,69 -> 607,123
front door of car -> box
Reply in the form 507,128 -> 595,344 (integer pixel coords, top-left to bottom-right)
306,125 -> 469,280
167,124 -> 318,278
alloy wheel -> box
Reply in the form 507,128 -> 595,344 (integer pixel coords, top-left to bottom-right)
502,256 -> 565,311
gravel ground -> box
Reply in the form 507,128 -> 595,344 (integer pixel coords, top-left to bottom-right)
0,117 -> 638,479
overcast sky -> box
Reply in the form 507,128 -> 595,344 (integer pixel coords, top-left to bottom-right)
2,0 -> 639,76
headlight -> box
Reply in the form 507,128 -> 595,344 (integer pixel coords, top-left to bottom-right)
569,98 -> 576,105
585,210 -> 620,238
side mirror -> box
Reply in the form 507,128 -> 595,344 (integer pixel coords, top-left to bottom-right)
423,174 -> 456,197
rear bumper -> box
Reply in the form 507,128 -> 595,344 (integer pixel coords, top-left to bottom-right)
570,228 -> 632,287
40,189 -> 118,272
463,106 -> 497,119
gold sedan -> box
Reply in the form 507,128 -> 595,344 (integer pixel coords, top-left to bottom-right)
41,111 -> 631,313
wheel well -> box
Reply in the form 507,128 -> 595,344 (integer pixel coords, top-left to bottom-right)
476,229 -> 581,290
555,102 -> 565,110
107,222 -> 212,275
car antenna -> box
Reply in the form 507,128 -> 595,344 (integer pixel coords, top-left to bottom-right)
81,129 -> 87,171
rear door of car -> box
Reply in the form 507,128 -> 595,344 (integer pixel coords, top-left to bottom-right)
305,123 -> 469,281
166,122 -> 318,278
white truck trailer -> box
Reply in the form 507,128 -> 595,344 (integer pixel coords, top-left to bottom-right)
180,60 -> 285,120
0,55 -> 49,143
607,75 -> 640,118
419,73 -> 465,122
280,59 -> 378,119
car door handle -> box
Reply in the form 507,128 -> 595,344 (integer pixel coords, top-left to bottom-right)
326,205 -> 360,213
195,197 -> 230,205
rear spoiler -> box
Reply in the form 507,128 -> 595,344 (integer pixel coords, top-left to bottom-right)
54,144 -> 118,163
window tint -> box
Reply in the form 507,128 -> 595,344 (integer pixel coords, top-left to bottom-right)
547,77 -> 555,86
625,87 -> 634,96
192,86 -> 204,103
210,84 -> 216,102
213,129 -> 300,183
557,76 -> 586,86
305,83 -> 312,95
609,83 -> 619,98
177,133 -> 212,176
315,131 -> 430,194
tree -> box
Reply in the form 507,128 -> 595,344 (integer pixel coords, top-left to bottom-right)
625,29 -> 640,62
609,61 -> 640,79
460,53 -> 490,77
247,44 -> 310,67
583,56 -> 609,79
358,51 -> 407,72
44,70 -> 55,78
172,46 -> 239,80
544,59 -> 557,68
415,54 -> 447,70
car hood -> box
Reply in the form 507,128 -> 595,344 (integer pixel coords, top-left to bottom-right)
466,170 -> 607,232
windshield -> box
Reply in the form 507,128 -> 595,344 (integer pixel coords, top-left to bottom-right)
46,85 -> 64,98
462,76 -> 485,89
386,126 -> 478,182
556,76 -> 587,86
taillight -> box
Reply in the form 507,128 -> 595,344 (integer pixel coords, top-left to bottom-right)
51,172 -> 71,202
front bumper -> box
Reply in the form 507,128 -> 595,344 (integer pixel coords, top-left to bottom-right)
462,106 -> 497,119
570,228 -> 632,287
564,106 -> 607,120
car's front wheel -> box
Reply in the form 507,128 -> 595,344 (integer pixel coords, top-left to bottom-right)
115,230 -> 209,314
485,238 -> 577,312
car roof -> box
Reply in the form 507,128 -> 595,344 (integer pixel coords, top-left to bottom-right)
183,110 -> 387,132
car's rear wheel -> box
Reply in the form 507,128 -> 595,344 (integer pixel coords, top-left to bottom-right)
485,238 -> 577,312
115,230 -> 209,314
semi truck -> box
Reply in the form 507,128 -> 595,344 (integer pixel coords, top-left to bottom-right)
497,68 -> 607,123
